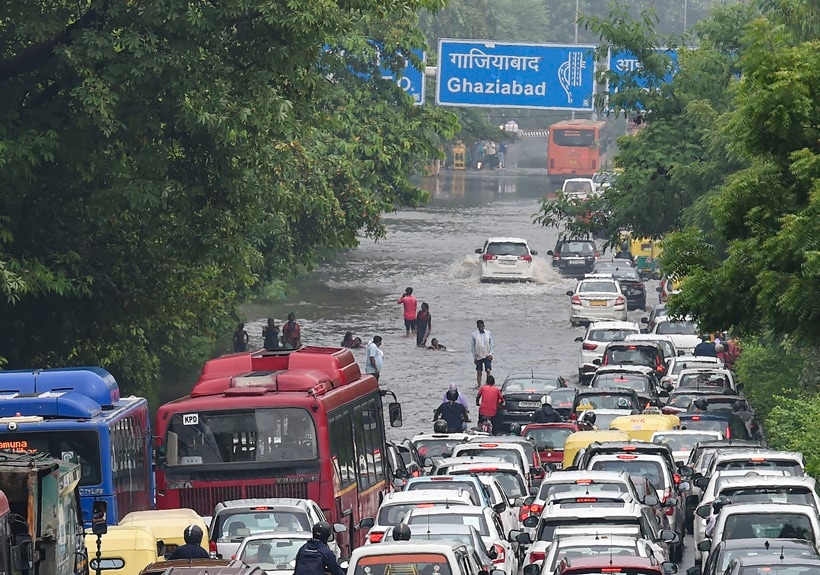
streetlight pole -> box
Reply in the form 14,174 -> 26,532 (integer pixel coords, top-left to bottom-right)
572,0 -> 580,120
683,0 -> 688,32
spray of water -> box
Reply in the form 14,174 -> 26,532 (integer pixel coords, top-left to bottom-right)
447,254 -> 570,286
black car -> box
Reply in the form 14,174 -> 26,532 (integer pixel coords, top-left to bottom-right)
600,342 -> 667,380
694,537 -> 819,575
495,374 -> 569,432
547,239 -> 598,277
589,366 -> 661,406
592,262 -> 647,310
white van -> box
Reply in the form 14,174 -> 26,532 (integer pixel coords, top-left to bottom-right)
475,237 -> 538,283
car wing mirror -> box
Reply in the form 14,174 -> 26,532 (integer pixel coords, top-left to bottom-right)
694,477 -> 710,490
475,248 -> 483,254
566,290 -> 574,296
574,336 -> 584,342
523,565 -> 540,575
697,540 -> 712,552
695,505 -> 711,519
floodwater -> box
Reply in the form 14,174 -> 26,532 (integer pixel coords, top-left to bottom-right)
243,166 -> 649,440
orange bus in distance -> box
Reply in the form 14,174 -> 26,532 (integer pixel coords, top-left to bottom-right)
547,119 -> 609,179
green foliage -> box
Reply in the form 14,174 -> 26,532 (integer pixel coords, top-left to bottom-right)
0,0 -> 457,393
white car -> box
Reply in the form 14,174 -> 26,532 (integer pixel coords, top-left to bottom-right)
648,317 -> 700,354
575,321 -> 641,381
451,442 -> 530,481
664,356 -> 725,387
677,368 -> 736,391
526,470 -> 639,521
443,461 -> 530,504
346,542 -> 487,575
475,237 -> 538,283
576,408 -> 635,429
651,430 -> 724,465
475,475 -> 522,536
404,506 -> 519,575
410,432 -> 479,469
235,531 -> 312,574
539,534 -> 657,573
561,178 -> 598,199
359,489 -> 475,544
566,275 -> 628,327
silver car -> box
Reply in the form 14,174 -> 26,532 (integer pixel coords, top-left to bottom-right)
567,275 -> 628,326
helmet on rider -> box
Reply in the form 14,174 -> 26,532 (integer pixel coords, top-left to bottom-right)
393,523 -> 412,541
183,524 -> 204,546
433,419 -> 448,434
446,389 -> 459,402
540,395 -> 552,406
693,398 -> 709,412
509,423 -> 523,436
312,521 -> 332,543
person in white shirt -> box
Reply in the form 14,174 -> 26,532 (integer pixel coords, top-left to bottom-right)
470,320 -> 494,387
365,336 -> 383,382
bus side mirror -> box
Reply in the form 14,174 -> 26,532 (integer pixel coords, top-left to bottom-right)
388,403 -> 403,427
92,501 -> 108,536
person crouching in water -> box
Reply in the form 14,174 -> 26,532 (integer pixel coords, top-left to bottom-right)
428,338 -> 447,351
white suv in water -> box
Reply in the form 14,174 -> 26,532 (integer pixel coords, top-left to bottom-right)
475,237 -> 538,283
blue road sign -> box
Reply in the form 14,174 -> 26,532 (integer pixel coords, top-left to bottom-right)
436,39 -> 596,111
381,49 -> 426,105
608,49 -> 679,90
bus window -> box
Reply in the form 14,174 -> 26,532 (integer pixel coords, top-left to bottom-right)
165,408 -> 317,465
552,129 -> 595,147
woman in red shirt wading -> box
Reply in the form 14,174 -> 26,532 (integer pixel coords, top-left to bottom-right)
476,375 -> 504,434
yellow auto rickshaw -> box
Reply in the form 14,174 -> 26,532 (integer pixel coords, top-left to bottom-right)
562,429 -> 631,469
609,413 -> 680,442
85,525 -> 159,575
629,237 -> 658,279
118,509 -> 210,557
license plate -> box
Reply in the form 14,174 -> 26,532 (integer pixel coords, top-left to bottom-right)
567,259 -> 584,266
499,260 -> 516,266
589,300 -> 608,306
518,401 -> 540,408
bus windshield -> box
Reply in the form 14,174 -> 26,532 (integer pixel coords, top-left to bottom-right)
553,129 -> 596,147
0,431 -> 101,486
165,407 -> 317,466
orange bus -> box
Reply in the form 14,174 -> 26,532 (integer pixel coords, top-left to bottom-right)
547,119 -> 609,179
154,346 -> 403,555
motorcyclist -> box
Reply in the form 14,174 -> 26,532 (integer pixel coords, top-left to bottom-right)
434,389 -> 468,433
530,396 -> 562,423
294,522 -> 344,575
166,525 -> 210,560
614,242 -> 633,262
693,397 -> 709,413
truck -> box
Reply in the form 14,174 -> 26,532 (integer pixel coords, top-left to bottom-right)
0,451 -> 88,575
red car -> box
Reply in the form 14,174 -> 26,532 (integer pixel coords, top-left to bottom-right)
521,422 -> 593,470
555,556 -> 677,575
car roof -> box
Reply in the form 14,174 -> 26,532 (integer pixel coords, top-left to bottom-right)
446,461 -> 523,473
468,435 -> 536,446
588,321 -> 641,330
560,556 -> 659,571
626,334 -> 677,344
412,432 -> 482,442
719,502 -> 817,515
542,469 -> 631,483
679,368 -> 733,375
350,541 -> 466,559
541,501 -> 644,519
486,237 -> 530,244
717,537 -> 817,550
652,429 -> 724,437
434,456 -> 508,467
718,475 -> 816,490
595,365 -> 655,374
732,556 -> 820,568
238,531 -> 312,542
675,356 -> 723,364
214,499 -> 310,512
407,505 -> 487,516
605,341 -> 660,349
382,490 -> 474,504
712,449 -> 803,461
552,535 -> 643,546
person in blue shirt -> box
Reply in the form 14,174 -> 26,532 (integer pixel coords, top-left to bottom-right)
293,522 -> 344,575
693,335 -> 717,357
434,389 -> 468,432
167,525 -> 210,560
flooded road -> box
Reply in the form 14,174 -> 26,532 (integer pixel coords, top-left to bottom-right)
244,169 -> 649,439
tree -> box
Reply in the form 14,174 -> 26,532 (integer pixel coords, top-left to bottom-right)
0,0 -> 456,393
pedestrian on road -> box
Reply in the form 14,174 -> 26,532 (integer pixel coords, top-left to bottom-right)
398,287 -> 418,336
416,302 -> 431,347
233,323 -> 249,352
498,142 -> 507,169
471,319 -> 494,387
167,525 -> 209,560
263,318 -> 281,351
282,312 -> 302,349
694,334 -> 717,357
476,375 -> 504,434
365,336 -> 383,382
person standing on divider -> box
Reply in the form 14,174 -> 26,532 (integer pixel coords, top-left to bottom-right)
471,319 -> 494,387
398,288 -> 418,337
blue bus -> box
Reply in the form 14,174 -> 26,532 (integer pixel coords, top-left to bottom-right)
0,367 -> 153,525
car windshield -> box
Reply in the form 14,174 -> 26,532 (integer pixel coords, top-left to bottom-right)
452,470 -> 526,499
672,361 -> 719,376
723,513 -> 814,541
653,433 -> 721,451
549,389 -> 578,408
587,412 -> 627,429
720,487 -> 815,507
414,439 -> 462,459
525,427 -> 574,450
611,268 -> 641,281
681,418 -> 727,434
718,460 -> 804,476
487,242 -> 529,256
388,531 -> 473,546
239,538 -> 303,570
719,545 -> 818,571
379,503 -> 438,526
562,242 -> 596,255
606,347 -> 656,366
354,553 -> 453,575
656,321 -> 698,335
630,339 -> 674,358
679,373 -> 730,387
590,459 -> 666,487
576,394 -> 635,410
593,373 -> 649,392
701,399 -> 738,412
407,513 -> 488,536
589,329 -> 638,342
563,181 -> 594,194
406,481 -> 480,504
454,448 -> 522,468
502,379 -> 560,393
166,407 -> 317,465
551,545 -> 636,568
538,481 -> 628,501
215,511 -> 308,541
579,281 -> 618,293
537,518 -> 639,541
667,394 -> 701,407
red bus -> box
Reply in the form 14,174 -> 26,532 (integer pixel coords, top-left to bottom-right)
154,346 -> 403,554
547,119 -> 609,178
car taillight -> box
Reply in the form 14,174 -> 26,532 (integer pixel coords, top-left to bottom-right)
519,505 -> 530,521
569,412 -> 577,420
582,342 -> 598,351
483,254 -> 496,261
725,426 -> 732,439
519,255 -> 533,262
529,503 -> 544,515
492,544 -> 506,564
529,551 -> 546,563
369,531 -> 385,543
209,540 -> 217,554
615,296 -> 625,305
571,295 -> 582,305
594,252 -> 600,259
673,473 -> 681,484
665,506 -> 675,516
